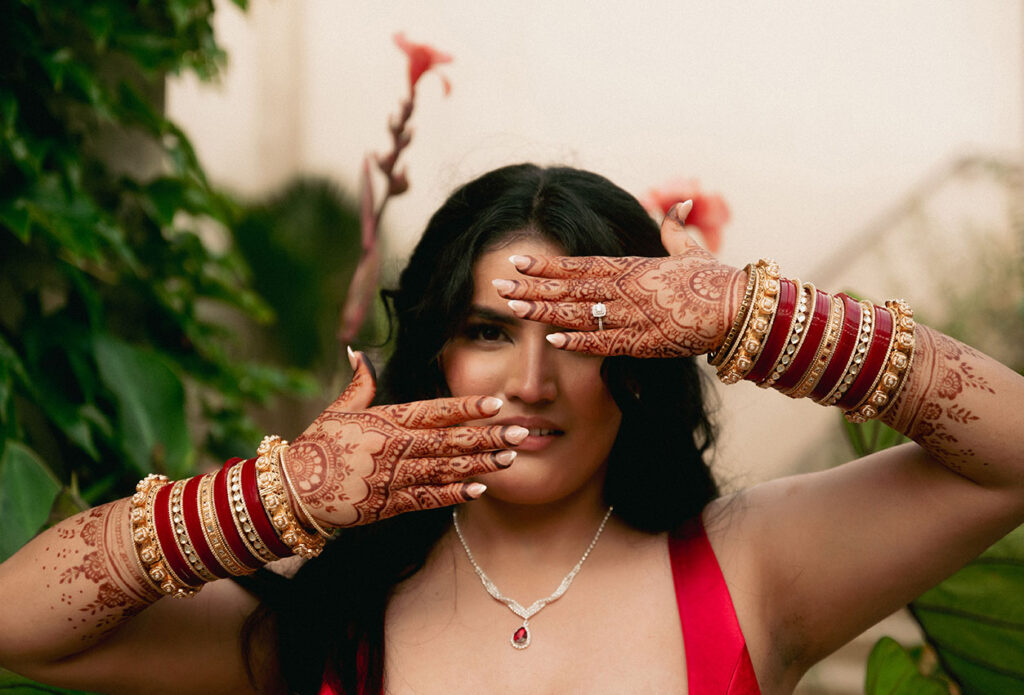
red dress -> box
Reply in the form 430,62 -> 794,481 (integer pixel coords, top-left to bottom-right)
321,516 -> 760,695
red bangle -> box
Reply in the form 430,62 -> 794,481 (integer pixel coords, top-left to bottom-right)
773,289 -> 829,392
837,305 -> 893,410
181,476 -> 229,579
241,458 -> 293,558
153,484 -> 202,587
747,278 -> 797,384
811,294 -> 862,402
214,462 -> 263,570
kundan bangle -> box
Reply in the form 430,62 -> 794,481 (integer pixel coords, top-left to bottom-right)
227,462 -> 281,563
169,480 -> 218,583
775,287 -> 829,393
255,436 -> 326,559
811,294 -> 862,402
760,281 -> 811,389
838,304 -> 893,412
746,277 -> 798,384
788,294 -> 844,400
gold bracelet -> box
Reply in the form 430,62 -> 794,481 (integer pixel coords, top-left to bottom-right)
256,436 -> 326,559
129,474 -> 169,595
821,301 -> 875,406
227,462 -> 281,563
718,260 -> 780,384
279,445 -> 337,540
760,280 -> 809,389
876,300 -> 916,418
709,263 -> 758,367
850,299 -> 916,421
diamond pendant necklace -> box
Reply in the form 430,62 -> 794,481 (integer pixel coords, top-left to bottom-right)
452,505 -> 614,650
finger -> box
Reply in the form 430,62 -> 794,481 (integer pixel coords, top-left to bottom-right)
406,425 -> 521,458
491,276 -> 611,302
546,327 -> 648,356
327,349 -> 377,411
508,254 -> 632,279
404,482 -> 489,510
507,299 -> 627,331
660,202 -> 713,259
394,450 -> 515,486
383,395 -> 504,429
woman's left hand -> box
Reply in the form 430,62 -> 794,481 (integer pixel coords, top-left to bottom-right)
493,202 -> 747,358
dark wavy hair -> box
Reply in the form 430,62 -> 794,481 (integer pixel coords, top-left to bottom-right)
243,164 -> 720,695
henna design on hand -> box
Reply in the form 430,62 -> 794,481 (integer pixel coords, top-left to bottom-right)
500,252 -> 746,358
284,352 -> 521,527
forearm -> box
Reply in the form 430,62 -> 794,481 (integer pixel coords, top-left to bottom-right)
0,499 -> 159,666
882,325 -> 1024,490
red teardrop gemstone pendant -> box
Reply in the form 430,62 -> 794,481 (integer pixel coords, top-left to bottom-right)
512,626 -> 529,648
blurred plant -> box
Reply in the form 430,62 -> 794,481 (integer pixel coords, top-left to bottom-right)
338,33 -> 453,345
642,180 -> 731,253
0,0 -> 315,581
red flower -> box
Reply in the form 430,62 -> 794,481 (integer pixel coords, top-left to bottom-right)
642,180 -> 730,254
393,33 -> 453,97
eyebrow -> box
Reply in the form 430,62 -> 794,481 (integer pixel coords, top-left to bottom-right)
466,304 -> 517,325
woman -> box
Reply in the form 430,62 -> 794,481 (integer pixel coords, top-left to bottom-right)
0,164 -> 1021,695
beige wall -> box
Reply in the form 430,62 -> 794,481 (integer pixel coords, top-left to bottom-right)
168,0 -> 1023,478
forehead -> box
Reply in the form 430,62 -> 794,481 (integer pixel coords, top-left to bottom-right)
471,237 -> 565,300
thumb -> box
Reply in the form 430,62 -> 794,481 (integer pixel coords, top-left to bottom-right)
659,200 -> 706,256
330,347 -> 378,411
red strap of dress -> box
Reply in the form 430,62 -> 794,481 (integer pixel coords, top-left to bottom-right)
669,517 -> 760,695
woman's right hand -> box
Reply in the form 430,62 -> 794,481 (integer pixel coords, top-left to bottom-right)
284,350 -> 525,528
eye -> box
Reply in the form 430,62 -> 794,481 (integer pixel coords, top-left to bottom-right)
464,322 -> 508,344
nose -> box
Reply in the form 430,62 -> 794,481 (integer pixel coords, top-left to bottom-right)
504,330 -> 558,405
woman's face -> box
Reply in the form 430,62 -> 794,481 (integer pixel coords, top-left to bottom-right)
441,236 -> 622,505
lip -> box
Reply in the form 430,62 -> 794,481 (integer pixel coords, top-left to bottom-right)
491,416 -> 565,452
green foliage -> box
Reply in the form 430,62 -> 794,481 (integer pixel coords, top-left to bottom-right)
865,638 -> 955,695
0,0 -> 316,570
910,525 -> 1024,694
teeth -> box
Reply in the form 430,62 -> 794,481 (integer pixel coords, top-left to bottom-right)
528,428 -> 558,436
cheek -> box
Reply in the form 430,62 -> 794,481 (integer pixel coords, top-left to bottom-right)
442,348 -> 503,397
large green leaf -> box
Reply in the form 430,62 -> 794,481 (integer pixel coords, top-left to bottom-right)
911,525 -> 1024,695
865,637 -> 952,694
0,666 -> 97,694
0,442 -> 61,562
93,334 -> 193,479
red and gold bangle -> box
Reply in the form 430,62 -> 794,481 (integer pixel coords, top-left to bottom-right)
774,286 -> 828,393
746,277 -> 798,384
718,260 -> 780,384
821,301 -> 875,406
227,461 -> 281,563
849,299 -> 917,422
255,436 -> 326,559
169,480 -> 218,583
837,304 -> 894,411
788,294 -> 845,400
760,281 -> 811,388
181,475 -> 230,580
152,484 -> 203,592
812,294 -> 862,402
201,470 -> 256,576
240,457 -> 294,558
709,264 -> 758,367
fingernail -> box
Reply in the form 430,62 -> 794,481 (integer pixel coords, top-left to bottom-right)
546,333 -> 567,348
346,345 -> 358,371
494,450 -> 516,467
670,200 -> 693,224
507,300 -> 529,317
480,397 -> 503,413
504,425 -> 529,443
509,255 -> 530,270
466,482 -> 488,498
491,278 -> 515,294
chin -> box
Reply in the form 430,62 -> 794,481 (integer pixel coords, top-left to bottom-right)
473,456 -> 607,506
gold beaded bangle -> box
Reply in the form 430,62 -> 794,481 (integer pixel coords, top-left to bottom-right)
877,300 -> 916,418
787,294 -> 845,399
130,474 -> 169,595
134,475 -> 199,599
227,463 -> 281,563
279,445 -> 337,540
718,260 -> 780,384
256,436 -> 326,559
759,279 -> 806,389
821,301 -> 875,406
849,299 -> 916,422
709,263 -> 758,367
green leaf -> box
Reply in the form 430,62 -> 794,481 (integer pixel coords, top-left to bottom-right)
864,637 -> 952,694
911,525 -> 1024,695
93,334 -> 194,479
0,442 -> 61,562
0,666 -> 99,693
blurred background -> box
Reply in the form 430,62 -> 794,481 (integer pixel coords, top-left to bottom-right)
3,1 -> 1022,692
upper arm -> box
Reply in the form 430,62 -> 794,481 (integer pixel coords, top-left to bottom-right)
707,442 -> 1024,682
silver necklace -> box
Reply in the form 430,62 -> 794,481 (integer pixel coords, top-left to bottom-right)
451,505 -> 614,650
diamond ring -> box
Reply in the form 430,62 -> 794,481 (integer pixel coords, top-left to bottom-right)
591,303 -> 607,331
